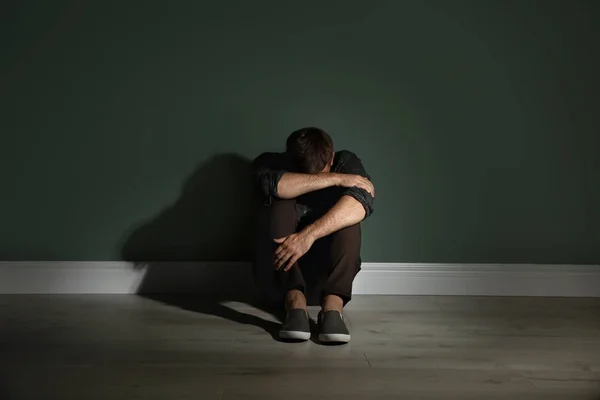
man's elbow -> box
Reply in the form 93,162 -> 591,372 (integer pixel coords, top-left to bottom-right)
343,188 -> 374,219
359,202 -> 372,221
255,170 -> 287,201
363,196 -> 374,218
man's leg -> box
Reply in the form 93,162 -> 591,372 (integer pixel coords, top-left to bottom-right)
321,223 -> 362,308
315,223 -> 362,343
252,199 -> 311,340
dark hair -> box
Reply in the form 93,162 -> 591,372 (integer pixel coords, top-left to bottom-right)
286,127 -> 334,174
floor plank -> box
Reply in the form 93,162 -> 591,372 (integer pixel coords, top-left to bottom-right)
1,294 -> 600,399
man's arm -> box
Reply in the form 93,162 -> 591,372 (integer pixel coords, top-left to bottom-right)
301,195 -> 365,241
276,172 -> 338,199
273,195 -> 367,271
252,152 -> 336,201
252,152 -> 373,202
335,151 -> 375,218
301,152 -> 375,242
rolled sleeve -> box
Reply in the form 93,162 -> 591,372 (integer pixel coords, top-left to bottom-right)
251,152 -> 286,204
343,186 -> 374,218
336,150 -> 375,218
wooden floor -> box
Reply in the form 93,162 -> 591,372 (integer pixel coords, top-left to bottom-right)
1,294 -> 600,399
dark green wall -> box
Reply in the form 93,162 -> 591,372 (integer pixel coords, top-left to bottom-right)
1,0 -> 599,263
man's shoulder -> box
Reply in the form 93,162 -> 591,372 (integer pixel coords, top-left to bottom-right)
333,149 -> 369,176
333,150 -> 359,166
335,149 -> 358,159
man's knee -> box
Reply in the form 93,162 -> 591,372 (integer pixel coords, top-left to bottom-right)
267,198 -> 297,217
261,198 -> 298,239
330,223 -> 361,256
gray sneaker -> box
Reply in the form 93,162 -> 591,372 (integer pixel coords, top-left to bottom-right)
279,309 -> 311,341
318,310 -> 351,343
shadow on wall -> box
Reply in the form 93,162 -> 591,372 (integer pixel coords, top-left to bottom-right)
121,152 -> 259,263
119,153 -> 291,342
120,152 -> 261,294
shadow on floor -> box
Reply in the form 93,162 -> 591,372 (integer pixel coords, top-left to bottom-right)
140,293 -> 286,341
119,153 -> 295,341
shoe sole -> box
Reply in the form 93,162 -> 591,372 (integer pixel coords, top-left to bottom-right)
318,333 -> 351,343
279,330 -> 311,341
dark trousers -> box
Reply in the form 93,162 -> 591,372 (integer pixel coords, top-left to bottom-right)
252,199 -> 362,307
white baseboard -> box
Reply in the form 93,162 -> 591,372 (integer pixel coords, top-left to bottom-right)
352,263 -> 600,297
1,262 -> 599,297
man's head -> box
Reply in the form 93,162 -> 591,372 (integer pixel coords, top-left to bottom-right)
286,127 -> 334,174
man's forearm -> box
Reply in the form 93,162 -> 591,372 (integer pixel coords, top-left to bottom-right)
276,172 -> 338,199
301,195 -> 366,241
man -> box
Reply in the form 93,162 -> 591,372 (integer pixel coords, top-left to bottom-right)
251,127 -> 374,343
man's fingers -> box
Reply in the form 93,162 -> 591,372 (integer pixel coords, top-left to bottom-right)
278,253 -> 293,270
274,255 -> 283,270
273,250 -> 286,268
362,180 -> 375,196
275,251 -> 292,270
352,177 -> 374,196
360,183 -> 374,196
343,174 -> 375,196
274,236 -> 291,257
284,254 -> 299,271
274,244 -> 286,257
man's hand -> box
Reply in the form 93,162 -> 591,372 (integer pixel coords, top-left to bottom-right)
273,232 -> 316,271
334,174 -> 375,197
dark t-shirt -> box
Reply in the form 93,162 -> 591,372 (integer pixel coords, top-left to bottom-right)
251,150 -> 374,224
